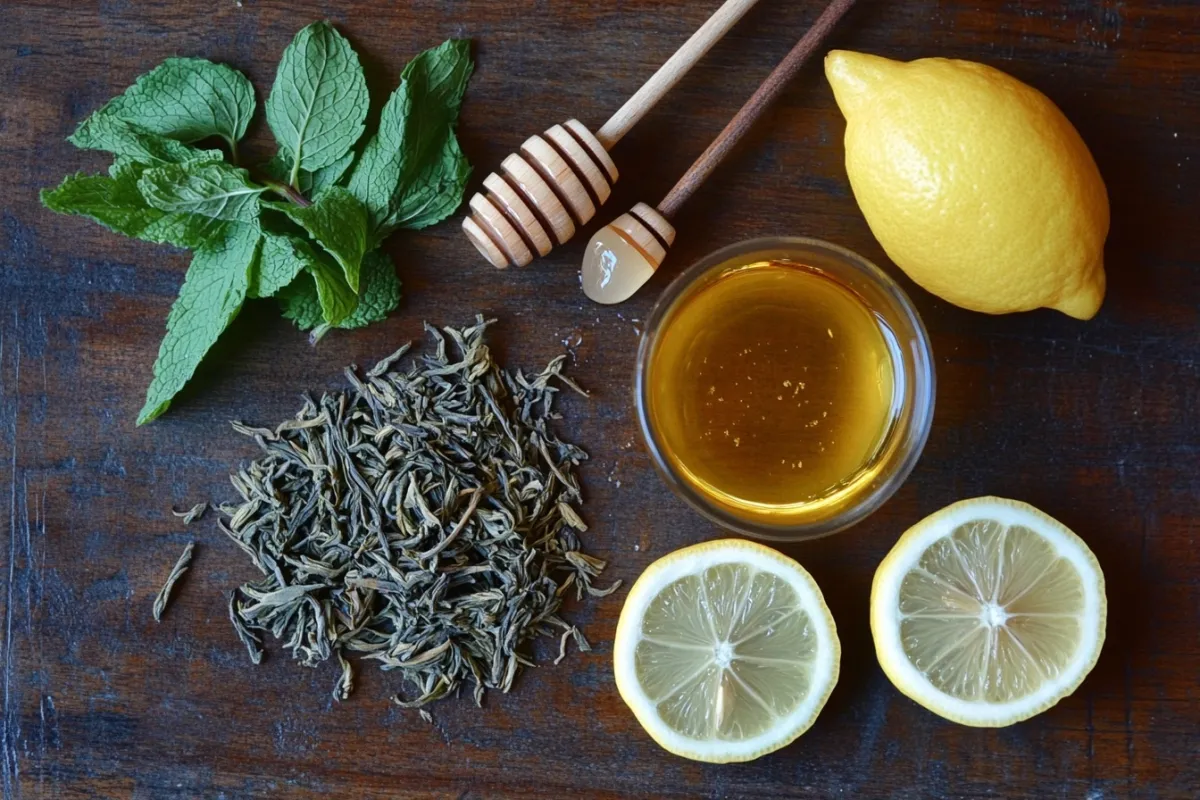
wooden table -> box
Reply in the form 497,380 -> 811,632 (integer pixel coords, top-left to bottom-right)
2,1 -> 1197,797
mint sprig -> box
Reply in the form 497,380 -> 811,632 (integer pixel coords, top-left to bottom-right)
41,22 -> 474,424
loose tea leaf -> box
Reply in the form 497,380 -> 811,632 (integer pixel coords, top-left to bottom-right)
172,502 -> 209,525
153,541 -> 195,621
219,317 -> 618,708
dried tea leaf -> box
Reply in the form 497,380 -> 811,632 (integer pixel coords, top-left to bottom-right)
218,317 -> 613,708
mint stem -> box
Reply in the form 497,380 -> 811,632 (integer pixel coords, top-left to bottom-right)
262,177 -> 312,207
310,324 -> 331,345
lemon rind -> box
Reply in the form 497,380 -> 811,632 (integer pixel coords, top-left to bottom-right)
870,497 -> 1107,727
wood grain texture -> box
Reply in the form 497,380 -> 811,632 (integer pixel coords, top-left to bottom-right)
1,1 -> 1198,797
657,0 -> 857,218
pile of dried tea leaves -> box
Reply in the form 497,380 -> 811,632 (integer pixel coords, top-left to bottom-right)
218,316 -> 618,708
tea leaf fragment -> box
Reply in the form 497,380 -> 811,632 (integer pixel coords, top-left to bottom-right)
153,541 -> 195,622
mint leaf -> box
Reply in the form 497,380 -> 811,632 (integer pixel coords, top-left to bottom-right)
347,39 -> 472,243
139,161 -> 266,223
69,116 -> 223,166
308,248 -> 359,325
266,21 -> 369,184
278,274 -> 324,330
386,133 -> 471,232
276,249 -> 358,328
137,222 -> 261,424
264,186 -> 367,291
70,58 -> 254,154
278,250 -> 399,332
42,170 -> 164,238
336,250 -> 401,329
251,231 -> 318,299
262,150 -> 355,198
41,162 -> 227,249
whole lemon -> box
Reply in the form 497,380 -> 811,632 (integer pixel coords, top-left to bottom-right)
825,51 -> 1109,319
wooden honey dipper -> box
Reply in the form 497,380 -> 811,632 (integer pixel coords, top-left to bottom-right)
462,0 -> 764,269
581,0 -> 857,304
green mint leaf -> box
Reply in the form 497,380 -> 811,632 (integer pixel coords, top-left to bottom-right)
347,39 -> 473,242
261,150 -> 355,198
69,116 -> 224,166
263,186 -> 367,291
335,249 -> 401,329
251,231 -> 318,300
308,248 -> 359,325
276,248 -> 358,328
41,162 -> 228,249
277,250 -> 399,333
385,133 -> 471,232
137,222 -> 261,424
42,170 -> 165,238
138,161 -> 266,223
277,274 -> 324,331
70,58 -> 254,154
266,21 -> 369,184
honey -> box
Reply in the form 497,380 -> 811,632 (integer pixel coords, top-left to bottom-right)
647,259 -> 899,525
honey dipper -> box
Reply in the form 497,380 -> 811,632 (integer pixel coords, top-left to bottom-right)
462,0 -> 764,269
581,0 -> 857,304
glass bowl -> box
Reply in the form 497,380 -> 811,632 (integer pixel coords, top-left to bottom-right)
634,237 -> 935,542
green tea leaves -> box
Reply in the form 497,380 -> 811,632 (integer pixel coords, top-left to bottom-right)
266,187 -> 368,291
348,39 -> 473,242
137,223 -> 261,425
267,22 -> 369,184
139,161 -> 266,223
72,58 -> 254,154
218,321 -> 610,706
44,22 -> 473,422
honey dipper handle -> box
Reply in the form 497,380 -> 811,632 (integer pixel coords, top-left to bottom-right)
657,0 -> 857,218
595,0 -> 763,150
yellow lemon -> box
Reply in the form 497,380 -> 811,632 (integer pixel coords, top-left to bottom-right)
825,51 -> 1109,319
871,497 -> 1106,727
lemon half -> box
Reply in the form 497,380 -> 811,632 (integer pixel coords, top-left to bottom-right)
614,539 -> 840,763
871,497 -> 1106,727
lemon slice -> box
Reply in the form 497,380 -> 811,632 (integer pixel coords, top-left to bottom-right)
871,497 -> 1106,727
614,539 -> 840,763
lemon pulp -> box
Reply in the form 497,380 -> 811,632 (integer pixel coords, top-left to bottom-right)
872,497 -> 1106,727
615,540 -> 839,762
636,563 -> 820,739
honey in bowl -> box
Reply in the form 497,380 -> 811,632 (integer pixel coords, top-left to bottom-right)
646,258 -> 901,528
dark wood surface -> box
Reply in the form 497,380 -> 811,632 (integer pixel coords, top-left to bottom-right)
2,1 -> 1198,797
